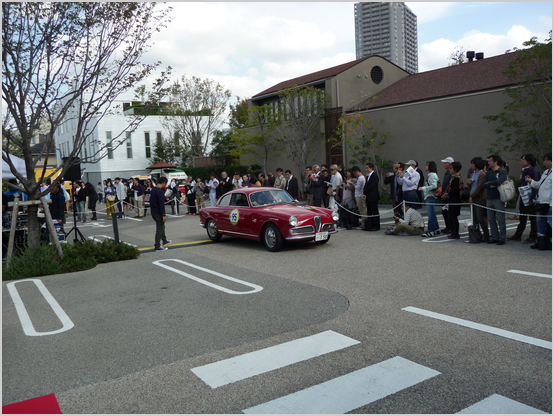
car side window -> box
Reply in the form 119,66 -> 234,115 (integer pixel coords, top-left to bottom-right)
231,193 -> 248,206
218,194 -> 232,207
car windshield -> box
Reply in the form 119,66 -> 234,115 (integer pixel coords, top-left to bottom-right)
249,189 -> 293,207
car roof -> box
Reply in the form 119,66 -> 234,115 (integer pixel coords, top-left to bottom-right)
230,187 -> 279,195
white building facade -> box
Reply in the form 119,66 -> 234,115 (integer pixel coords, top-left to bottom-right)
355,2 -> 418,74
55,91 -> 169,185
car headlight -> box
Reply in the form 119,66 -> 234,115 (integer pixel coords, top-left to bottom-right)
289,215 -> 298,227
332,212 -> 339,222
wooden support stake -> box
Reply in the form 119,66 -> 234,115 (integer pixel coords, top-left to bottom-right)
6,197 -> 20,268
40,197 -> 63,260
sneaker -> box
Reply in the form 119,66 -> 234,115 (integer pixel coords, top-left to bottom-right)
496,240 -> 506,245
155,246 -> 168,251
422,231 -> 435,237
441,228 -> 452,234
162,240 -> 172,245
356,226 -> 364,230
487,239 -> 499,244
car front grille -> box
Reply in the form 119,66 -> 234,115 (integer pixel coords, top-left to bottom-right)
314,216 -> 321,232
289,226 -> 315,235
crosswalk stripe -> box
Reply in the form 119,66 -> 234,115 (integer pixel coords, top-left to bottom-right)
402,306 -> 552,350
456,394 -> 547,414
242,356 -> 440,414
191,330 -> 360,388
507,270 -> 552,279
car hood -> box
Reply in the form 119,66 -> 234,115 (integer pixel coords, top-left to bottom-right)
259,203 -> 334,219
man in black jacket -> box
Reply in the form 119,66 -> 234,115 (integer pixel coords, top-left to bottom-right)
49,184 -> 66,232
312,164 -> 325,207
151,177 -> 171,251
440,157 -> 454,234
219,171 -> 233,195
363,162 -> 380,230
285,170 -> 299,200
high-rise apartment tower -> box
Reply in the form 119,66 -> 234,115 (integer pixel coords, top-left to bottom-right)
355,2 -> 418,73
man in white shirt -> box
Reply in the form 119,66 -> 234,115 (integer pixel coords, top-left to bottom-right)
397,160 -> 420,209
329,164 -> 343,210
114,177 -> 126,217
232,172 -> 243,189
352,166 -> 366,229
206,173 -> 219,207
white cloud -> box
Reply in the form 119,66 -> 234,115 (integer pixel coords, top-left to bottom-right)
419,25 -> 550,72
406,2 -> 457,24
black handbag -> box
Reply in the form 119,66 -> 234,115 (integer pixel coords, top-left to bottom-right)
468,225 -> 483,243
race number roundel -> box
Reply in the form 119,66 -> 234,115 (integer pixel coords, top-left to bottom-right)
229,209 -> 240,226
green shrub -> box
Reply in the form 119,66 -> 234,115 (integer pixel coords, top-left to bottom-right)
2,244 -> 63,280
2,239 -> 140,281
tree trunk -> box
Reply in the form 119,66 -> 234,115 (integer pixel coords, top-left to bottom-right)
26,205 -> 41,247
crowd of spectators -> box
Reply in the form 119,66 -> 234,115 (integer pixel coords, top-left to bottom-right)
3,151 -> 551,252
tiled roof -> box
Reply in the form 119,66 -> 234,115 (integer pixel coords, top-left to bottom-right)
252,55 -> 380,99
29,141 -> 56,155
351,51 -> 526,111
145,161 -> 177,170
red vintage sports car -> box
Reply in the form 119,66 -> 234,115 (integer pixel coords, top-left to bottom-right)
199,187 -> 339,251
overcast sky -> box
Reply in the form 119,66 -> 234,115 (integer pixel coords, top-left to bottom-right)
142,2 -> 551,105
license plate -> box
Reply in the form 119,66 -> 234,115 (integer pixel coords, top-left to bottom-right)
315,231 -> 328,241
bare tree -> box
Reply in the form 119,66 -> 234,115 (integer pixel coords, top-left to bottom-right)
161,75 -> 232,158
273,85 -> 331,186
2,2 -> 173,246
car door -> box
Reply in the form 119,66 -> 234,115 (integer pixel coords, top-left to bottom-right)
216,193 -> 233,232
227,193 -> 257,238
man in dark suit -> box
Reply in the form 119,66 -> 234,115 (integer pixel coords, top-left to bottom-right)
285,169 -> 299,200
312,164 -> 325,207
363,162 -> 380,230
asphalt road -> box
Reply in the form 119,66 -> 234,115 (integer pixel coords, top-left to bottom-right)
2,201 -> 551,413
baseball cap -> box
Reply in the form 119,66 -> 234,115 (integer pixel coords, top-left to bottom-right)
405,160 -> 417,166
441,157 -> 454,163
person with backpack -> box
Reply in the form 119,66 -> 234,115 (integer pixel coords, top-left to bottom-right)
419,161 -> 441,237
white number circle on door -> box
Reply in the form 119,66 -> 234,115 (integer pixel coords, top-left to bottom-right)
229,209 -> 240,226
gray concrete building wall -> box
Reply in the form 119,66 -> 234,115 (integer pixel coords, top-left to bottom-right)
352,89 -> 516,172
326,57 -> 410,108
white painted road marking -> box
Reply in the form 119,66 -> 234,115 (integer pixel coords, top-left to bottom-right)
153,259 -> 263,295
192,331 -> 360,388
507,270 -> 552,279
402,306 -> 552,350
456,394 -> 547,414
6,279 -> 74,337
242,356 -> 440,414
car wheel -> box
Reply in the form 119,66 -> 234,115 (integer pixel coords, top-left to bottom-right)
262,223 -> 283,252
206,218 -> 221,241
315,235 -> 330,244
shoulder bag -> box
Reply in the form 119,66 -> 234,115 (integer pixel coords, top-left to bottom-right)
499,178 -> 516,202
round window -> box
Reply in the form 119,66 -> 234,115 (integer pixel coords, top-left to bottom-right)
370,66 -> 384,84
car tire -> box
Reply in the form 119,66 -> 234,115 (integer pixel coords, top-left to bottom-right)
262,223 -> 283,252
206,218 -> 222,241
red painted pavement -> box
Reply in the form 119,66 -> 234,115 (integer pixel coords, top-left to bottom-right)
2,394 -> 62,414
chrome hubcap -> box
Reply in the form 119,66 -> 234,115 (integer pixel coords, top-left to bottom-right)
208,221 -> 217,237
266,227 -> 276,247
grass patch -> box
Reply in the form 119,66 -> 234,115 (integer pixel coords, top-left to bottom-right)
2,240 -> 140,281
